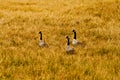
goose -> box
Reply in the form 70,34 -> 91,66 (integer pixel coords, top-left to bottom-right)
72,29 -> 86,47
72,29 -> 82,45
39,31 -> 48,47
66,36 -> 75,54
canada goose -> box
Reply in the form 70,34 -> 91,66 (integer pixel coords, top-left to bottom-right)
72,29 -> 80,45
66,36 -> 75,54
72,29 -> 86,47
39,31 -> 48,47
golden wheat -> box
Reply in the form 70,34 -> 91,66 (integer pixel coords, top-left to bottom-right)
0,0 -> 120,80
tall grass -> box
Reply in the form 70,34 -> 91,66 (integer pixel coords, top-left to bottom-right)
0,0 -> 120,80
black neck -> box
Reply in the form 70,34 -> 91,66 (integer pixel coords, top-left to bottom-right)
67,37 -> 70,45
73,31 -> 76,39
40,33 -> 42,40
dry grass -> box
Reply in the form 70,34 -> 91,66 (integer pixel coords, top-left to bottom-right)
0,0 -> 120,80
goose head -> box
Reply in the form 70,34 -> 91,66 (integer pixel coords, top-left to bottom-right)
39,31 -> 42,34
72,29 -> 76,33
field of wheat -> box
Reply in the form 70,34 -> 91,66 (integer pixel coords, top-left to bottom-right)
0,0 -> 120,80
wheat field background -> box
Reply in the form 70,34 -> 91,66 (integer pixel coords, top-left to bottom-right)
0,0 -> 120,80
